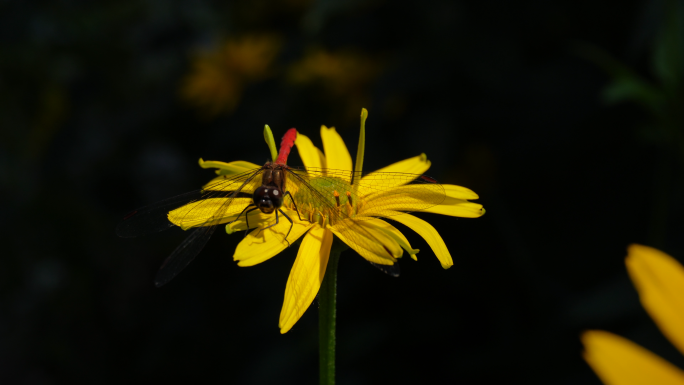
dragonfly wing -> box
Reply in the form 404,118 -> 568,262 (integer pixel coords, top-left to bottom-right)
352,174 -> 446,217
116,190 -> 204,238
286,169 -> 405,269
165,168 -> 267,230
154,225 -> 217,287
369,262 -> 400,277
289,167 -> 446,218
117,167 -> 267,287
116,168 -> 264,238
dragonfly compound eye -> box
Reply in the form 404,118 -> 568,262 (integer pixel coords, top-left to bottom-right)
253,186 -> 284,214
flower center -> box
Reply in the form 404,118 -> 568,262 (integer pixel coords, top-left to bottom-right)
288,176 -> 358,227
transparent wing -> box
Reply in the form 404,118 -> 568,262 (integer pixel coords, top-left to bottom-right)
118,164 -> 441,283
167,169 -> 265,230
283,167 -> 445,275
116,167 -> 264,237
116,190 -> 206,238
286,167 -> 445,219
117,167 -> 266,286
369,262 -> 400,277
154,225 -> 218,287
351,173 -> 446,215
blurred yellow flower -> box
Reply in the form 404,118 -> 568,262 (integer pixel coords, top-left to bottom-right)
288,49 -> 382,115
582,244 -> 684,384
180,35 -> 281,117
168,112 -> 484,333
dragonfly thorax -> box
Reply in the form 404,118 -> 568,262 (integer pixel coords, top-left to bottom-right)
253,163 -> 288,214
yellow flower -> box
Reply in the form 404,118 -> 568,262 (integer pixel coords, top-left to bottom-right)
180,35 -> 281,117
582,244 -> 684,384
168,113 -> 484,333
287,49 -> 382,117
288,49 -> 381,96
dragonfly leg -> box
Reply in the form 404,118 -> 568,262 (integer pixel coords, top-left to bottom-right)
257,208 -> 294,247
283,191 -> 304,222
258,208 -> 279,234
242,206 -> 261,237
228,204 -> 258,236
278,209 -> 294,246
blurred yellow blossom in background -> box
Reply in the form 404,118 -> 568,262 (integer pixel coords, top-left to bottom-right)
180,35 -> 281,117
287,49 -> 383,116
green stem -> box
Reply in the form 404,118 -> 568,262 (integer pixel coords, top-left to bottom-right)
319,248 -> 341,385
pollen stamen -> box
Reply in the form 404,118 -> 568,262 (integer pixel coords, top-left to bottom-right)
333,191 -> 340,207
345,191 -> 355,216
314,209 -> 328,227
326,208 -> 333,226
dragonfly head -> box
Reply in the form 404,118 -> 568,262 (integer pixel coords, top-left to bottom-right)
253,185 -> 284,214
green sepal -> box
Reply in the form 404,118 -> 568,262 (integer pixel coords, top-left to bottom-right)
264,125 -> 278,162
352,108 -> 367,191
199,159 -> 260,175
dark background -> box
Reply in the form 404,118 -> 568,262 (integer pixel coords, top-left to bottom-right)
3,0 -> 684,383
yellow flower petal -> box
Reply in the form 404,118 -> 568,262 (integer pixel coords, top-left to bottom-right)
582,330 -> 684,385
320,125 -> 352,172
279,227 -> 333,333
626,244 -> 684,355
233,215 -> 312,267
168,198 -> 253,229
421,200 -> 485,218
294,133 -> 326,169
356,154 -> 431,196
368,153 -> 431,176
203,167 -> 266,188
387,213 -> 453,268
331,220 -> 401,265
226,210 -> 275,232
443,184 -> 479,200
198,159 -> 261,175
362,218 -> 420,260
360,184 -> 447,217
353,220 -> 404,259
226,208 -> 310,233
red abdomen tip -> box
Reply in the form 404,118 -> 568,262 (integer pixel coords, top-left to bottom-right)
276,128 -> 297,164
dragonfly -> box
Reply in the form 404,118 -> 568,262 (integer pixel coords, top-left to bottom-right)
117,128 -> 446,287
